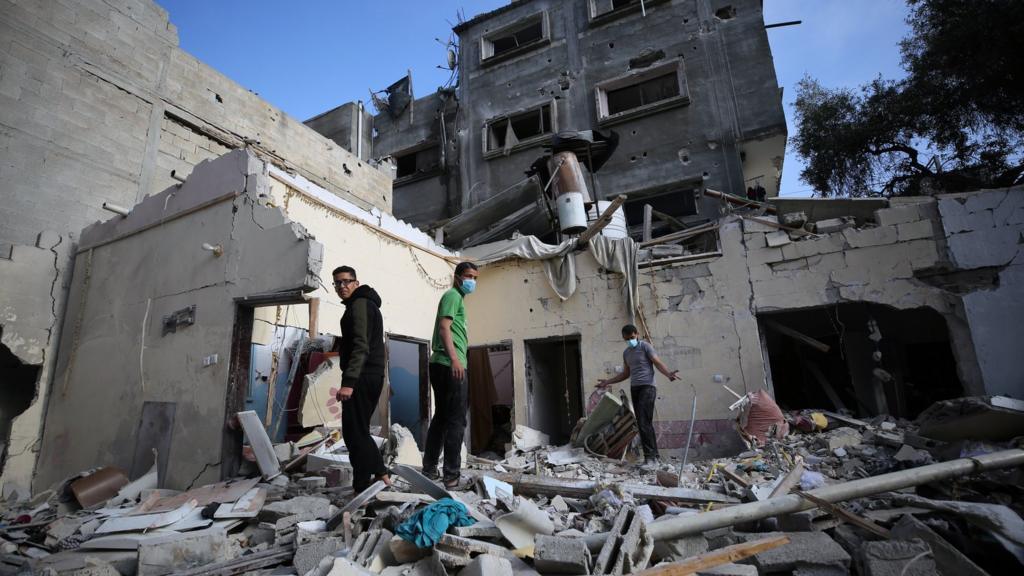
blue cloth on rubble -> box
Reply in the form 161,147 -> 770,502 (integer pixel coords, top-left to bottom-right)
395,497 -> 475,547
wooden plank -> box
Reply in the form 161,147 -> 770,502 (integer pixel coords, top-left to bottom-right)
763,319 -> 830,353
638,221 -> 720,248
819,410 -> 873,429
803,360 -> 846,411
718,466 -> 751,489
768,458 -> 804,499
631,535 -> 790,575
704,188 -> 777,214
577,195 -> 626,245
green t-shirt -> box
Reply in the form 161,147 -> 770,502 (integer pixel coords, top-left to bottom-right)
430,287 -> 467,366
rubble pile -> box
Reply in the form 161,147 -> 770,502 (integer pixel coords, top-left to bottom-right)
2,396 -> 1022,576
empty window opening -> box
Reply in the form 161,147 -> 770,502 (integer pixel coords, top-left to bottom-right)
596,61 -> 689,123
485,104 -> 553,155
468,343 -> 514,457
0,341 -> 40,474
590,0 -> 669,21
625,187 -> 699,238
388,336 -> 431,447
394,146 -> 441,180
759,304 -> 963,420
606,72 -> 680,116
715,6 -> 737,21
482,14 -> 548,63
524,336 -> 583,446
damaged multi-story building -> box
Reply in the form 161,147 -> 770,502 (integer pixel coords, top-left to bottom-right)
0,0 -> 1022,500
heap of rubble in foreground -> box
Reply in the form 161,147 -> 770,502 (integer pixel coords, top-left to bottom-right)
2,395 -> 1022,576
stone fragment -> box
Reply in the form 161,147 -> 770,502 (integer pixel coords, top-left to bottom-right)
261,496 -> 332,522
860,539 -> 936,576
814,217 -> 855,234
389,535 -> 429,564
697,563 -> 759,575
298,476 -> 328,489
892,445 -> 932,466
827,427 -> 863,451
390,424 -> 421,467
781,211 -> 808,228
294,536 -> 345,576
765,230 -> 791,248
460,554 -> 513,576
653,534 -> 708,562
534,534 -> 590,574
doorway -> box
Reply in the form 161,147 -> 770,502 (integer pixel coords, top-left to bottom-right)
387,335 -> 430,447
524,336 -> 583,446
468,342 -> 514,457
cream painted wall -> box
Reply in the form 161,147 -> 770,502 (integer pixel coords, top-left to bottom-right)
259,177 -> 455,345
465,220 -> 768,430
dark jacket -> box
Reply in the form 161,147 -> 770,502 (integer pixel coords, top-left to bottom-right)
339,284 -> 386,387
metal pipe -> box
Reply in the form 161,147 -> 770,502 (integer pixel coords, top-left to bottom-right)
102,202 -> 129,216
586,449 -> 1024,550
681,391 -> 697,468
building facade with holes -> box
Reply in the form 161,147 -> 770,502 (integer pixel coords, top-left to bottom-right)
308,0 -> 787,243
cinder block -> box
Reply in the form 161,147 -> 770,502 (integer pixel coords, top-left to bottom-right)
875,205 -> 922,226
293,536 -> 345,576
743,531 -> 850,573
743,216 -> 780,233
896,219 -> 934,242
842,226 -> 898,248
534,534 -> 591,574
891,515 -> 987,576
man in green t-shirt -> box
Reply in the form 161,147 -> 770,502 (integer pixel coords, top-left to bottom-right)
422,261 -> 479,488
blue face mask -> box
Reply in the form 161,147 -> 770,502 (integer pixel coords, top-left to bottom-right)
461,278 -> 476,294
628,338 -> 639,348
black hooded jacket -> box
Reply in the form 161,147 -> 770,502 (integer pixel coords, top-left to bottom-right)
338,284 -> 386,387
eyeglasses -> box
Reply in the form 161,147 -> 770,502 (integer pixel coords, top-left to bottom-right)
333,279 -> 357,287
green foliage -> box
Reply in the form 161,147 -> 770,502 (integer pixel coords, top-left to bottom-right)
792,0 -> 1024,197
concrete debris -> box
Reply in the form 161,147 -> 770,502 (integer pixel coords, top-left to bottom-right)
5,403 -> 1022,576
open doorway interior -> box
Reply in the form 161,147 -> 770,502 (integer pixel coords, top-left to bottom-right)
524,336 -> 583,446
759,303 -> 963,419
387,335 -> 430,447
468,342 -> 514,458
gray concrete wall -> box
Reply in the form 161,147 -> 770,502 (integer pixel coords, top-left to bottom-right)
34,150 -> 323,491
0,0 -> 389,490
305,102 -> 373,162
453,0 -> 786,213
935,187 -> 1024,397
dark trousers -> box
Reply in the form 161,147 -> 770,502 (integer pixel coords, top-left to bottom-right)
631,385 -> 660,459
341,374 -> 388,492
422,362 -> 467,481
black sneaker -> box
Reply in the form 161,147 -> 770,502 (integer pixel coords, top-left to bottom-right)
421,467 -> 440,480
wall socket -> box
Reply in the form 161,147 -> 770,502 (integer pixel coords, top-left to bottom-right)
202,354 -> 219,367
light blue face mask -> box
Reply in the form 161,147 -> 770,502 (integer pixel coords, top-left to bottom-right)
461,278 -> 477,294
628,338 -> 639,348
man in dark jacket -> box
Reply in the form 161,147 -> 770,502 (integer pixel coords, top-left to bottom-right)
332,265 -> 389,493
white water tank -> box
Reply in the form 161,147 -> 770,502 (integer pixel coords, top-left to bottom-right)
557,192 -> 588,234
587,201 -> 628,239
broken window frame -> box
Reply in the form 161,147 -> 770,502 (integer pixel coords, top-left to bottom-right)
482,101 -> 557,159
392,141 -> 443,185
587,0 -> 671,26
594,59 -> 690,126
480,12 -> 551,66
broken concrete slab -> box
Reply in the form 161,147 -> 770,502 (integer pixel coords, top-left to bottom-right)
860,539 -> 936,576
890,514 -> 987,576
238,410 -> 284,479
390,424 -> 422,467
696,563 -> 758,576
743,531 -> 851,574
136,528 -> 229,576
495,497 -> 554,549
534,534 -> 590,574
261,495 -> 332,522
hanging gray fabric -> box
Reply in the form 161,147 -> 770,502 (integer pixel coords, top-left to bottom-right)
461,235 -> 640,321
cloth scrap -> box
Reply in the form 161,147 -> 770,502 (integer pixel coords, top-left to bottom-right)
395,498 -> 475,548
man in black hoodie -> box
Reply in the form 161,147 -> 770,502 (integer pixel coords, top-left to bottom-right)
332,266 -> 389,493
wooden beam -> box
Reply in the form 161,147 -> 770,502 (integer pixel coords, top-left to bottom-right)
803,360 -> 847,411
704,188 -> 777,214
763,319 -> 831,353
631,535 -> 790,575
638,221 -> 720,248
768,457 -> 804,499
795,490 -> 891,539
577,195 -> 626,245
651,208 -> 688,231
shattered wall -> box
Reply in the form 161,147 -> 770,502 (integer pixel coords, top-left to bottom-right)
254,166 -> 456,357
466,189 -> 1023,456
934,187 -> 1024,396
33,151 -> 323,492
0,0 -> 390,492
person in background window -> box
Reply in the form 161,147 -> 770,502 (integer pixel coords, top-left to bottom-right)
597,324 -> 679,466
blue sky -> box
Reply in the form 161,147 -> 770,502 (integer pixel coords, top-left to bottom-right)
156,0 -> 911,197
